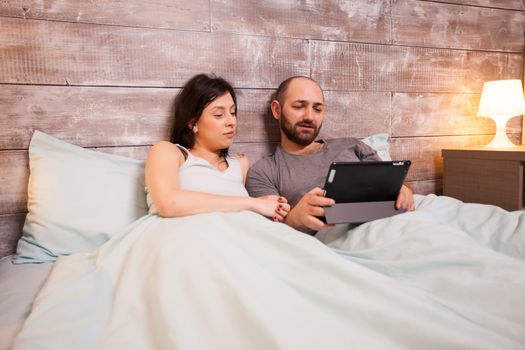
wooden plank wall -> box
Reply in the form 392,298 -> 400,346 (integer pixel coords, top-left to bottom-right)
0,0 -> 524,257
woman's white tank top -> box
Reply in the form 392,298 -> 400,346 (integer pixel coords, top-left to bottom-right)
147,145 -> 248,214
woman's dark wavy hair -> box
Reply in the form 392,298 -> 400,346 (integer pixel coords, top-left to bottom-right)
170,74 -> 237,158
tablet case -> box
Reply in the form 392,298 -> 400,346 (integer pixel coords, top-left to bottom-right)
322,160 -> 411,224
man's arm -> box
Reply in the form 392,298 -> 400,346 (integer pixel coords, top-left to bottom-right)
245,160 -> 281,198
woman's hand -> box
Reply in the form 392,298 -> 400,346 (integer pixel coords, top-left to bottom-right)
252,196 -> 290,222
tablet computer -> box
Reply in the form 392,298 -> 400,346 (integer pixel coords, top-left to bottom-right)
322,160 -> 411,224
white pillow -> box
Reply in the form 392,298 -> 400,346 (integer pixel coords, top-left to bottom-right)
14,131 -> 148,264
362,133 -> 392,161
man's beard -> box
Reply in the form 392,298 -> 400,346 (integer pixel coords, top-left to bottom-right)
280,112 -> 321,146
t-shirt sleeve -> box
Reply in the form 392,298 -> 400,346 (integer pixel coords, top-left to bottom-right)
246,159 -> 280,198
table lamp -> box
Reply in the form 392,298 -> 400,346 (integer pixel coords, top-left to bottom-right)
477,79 -> 525,148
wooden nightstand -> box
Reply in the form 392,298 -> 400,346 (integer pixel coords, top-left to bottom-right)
442,146 -> 525,211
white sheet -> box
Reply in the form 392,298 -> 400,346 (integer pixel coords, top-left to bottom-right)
0,256 -> 52,350
13,195 -> 525,349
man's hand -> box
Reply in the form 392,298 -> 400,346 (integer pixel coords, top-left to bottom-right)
284,187 -> 336,232
395,184 -> 415,211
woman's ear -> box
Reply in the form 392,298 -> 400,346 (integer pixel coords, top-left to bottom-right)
188,121 -> 198,133
271,100 -> 281,121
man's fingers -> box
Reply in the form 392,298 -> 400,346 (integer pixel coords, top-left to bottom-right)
305,191 -> 335,207
395,195 -> 403,210
306,215 -> 336,231
308,187 -> 326,196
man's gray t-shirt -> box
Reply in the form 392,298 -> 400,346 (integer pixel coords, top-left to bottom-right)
246,138 -> 381,208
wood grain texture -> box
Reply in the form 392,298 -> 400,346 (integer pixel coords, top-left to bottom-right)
390,135 -> 494,181
393,0 -> 525,52
0,151 -> 29,215
443,156 -> 524,210
407,179 -> 443,196
0,17 -> 309,87
0,85 -> 175,149
392,93 -> 523,137
234,89 -> 278,143
419,0 -> 525,10
0,0 -> 210,31
211,0 -> 390,43
0,213 -> 25,258
311,41 -> 523,93
320,91 -> 391,138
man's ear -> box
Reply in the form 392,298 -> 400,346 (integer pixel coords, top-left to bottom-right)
270,100 -> 281,121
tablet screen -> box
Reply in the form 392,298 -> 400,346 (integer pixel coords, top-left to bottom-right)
323,161 -> 411,203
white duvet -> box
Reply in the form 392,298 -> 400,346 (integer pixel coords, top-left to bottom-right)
13,195 -> 525,349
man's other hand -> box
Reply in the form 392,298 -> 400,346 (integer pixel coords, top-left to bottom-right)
396,184 -> 415,211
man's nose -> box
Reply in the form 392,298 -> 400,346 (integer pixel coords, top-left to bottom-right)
303,107 -> 314,121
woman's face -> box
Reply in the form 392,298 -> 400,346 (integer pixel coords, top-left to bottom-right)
193,92 -> 237,151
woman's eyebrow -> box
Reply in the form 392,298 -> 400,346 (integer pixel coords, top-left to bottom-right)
210,104 -> 236,111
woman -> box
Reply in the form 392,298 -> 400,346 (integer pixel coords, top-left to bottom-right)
146,74 -> 290,221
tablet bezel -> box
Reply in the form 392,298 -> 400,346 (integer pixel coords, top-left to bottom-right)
323,160 -> 411,203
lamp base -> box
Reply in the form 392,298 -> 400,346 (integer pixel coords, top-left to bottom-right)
484,115 -> 516,149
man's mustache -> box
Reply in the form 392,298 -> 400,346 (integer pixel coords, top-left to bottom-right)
295,120 -> 317,128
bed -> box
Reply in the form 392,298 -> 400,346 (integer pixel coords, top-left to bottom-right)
1,130 -> 524,350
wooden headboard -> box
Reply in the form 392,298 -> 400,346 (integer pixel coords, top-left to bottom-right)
1,1 -> 523,258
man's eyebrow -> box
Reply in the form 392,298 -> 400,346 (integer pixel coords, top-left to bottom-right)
291,99 -> 323,105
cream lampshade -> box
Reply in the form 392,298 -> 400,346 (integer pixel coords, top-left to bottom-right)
477,79 -> 525,148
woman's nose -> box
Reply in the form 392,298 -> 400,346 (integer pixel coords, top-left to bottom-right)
226,113 -> 236,126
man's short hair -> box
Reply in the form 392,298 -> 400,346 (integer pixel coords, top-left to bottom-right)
271,76 -> 322,105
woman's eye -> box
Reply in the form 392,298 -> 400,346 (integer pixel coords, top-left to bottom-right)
214,114 -> 223,118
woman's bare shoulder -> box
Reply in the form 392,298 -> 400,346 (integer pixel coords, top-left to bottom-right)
148,141 -> 185,163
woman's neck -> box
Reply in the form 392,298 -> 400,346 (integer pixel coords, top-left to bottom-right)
189,144 -> 226,169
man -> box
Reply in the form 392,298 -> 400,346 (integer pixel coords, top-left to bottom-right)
246,76 -> 414,233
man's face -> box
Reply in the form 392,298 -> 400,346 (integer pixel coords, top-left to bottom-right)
276,78 -> 324,146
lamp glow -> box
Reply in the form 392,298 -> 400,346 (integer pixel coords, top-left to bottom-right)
477,79 -> 525,148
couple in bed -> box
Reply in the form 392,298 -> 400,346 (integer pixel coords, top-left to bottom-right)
15,75 -> 525,349
146,73 -> 414,232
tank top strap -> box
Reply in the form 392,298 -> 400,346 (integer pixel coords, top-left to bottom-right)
175,144 -> 190,160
